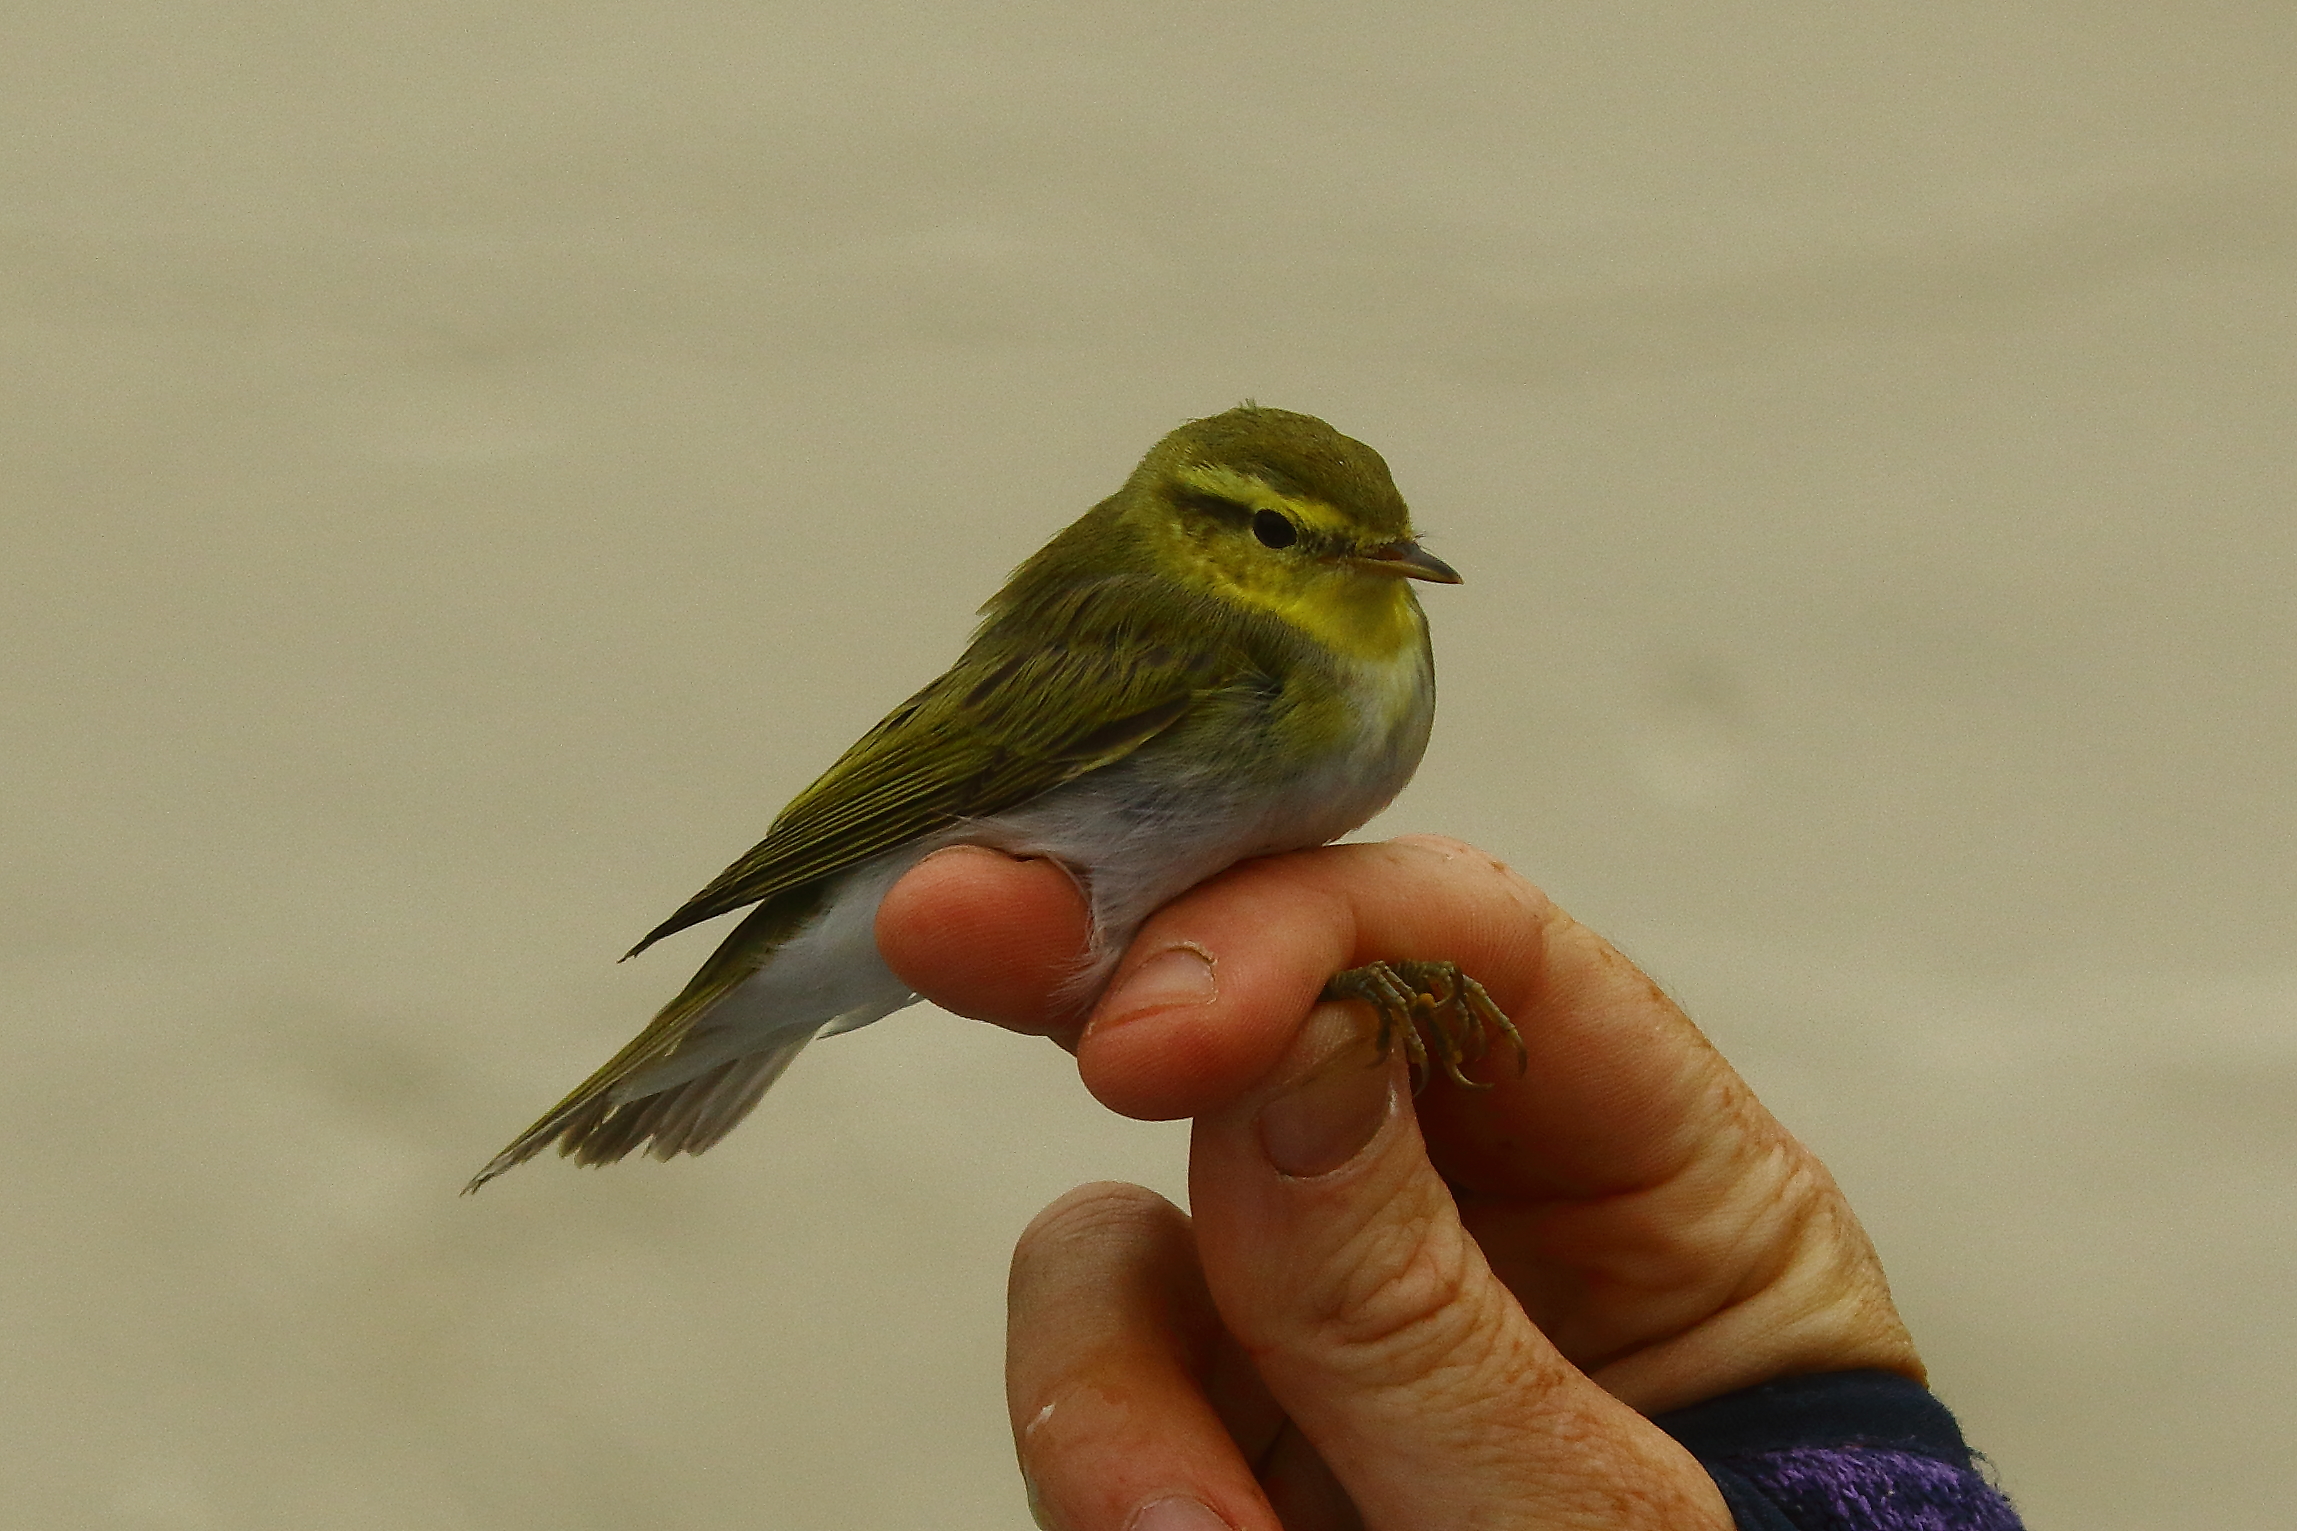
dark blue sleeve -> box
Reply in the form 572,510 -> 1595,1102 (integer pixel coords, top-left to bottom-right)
1650,1371 -> 2024,1531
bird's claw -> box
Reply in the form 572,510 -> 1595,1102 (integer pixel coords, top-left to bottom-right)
1318,960 -> 1526,1092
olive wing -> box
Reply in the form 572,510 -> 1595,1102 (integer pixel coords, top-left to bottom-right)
623,633 -> 1221,958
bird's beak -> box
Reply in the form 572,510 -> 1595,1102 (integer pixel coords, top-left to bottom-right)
1351,539 -> 1463,584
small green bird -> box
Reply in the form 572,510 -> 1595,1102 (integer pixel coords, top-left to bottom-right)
468,404 -> 1517,1191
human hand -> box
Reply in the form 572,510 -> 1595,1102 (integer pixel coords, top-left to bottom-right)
877,836 -> 1922,1529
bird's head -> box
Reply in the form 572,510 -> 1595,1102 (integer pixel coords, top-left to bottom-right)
1119,404 -> 1459,657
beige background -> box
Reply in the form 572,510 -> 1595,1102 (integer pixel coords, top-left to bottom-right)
4,4 -> 2292,1527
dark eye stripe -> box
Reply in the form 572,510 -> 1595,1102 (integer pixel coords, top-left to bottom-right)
1251,509 -> 1299,549
1173,489 -> 1253,523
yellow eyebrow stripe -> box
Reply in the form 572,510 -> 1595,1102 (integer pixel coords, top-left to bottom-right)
1171,463 -> 1356,541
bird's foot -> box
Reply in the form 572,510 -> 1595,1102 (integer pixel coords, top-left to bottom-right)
1319,960 -> 1526,1091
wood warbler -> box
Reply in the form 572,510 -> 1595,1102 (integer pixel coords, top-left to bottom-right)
468,404 -> 1518,1190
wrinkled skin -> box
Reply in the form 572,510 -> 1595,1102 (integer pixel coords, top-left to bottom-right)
877,836 -> 1921,1531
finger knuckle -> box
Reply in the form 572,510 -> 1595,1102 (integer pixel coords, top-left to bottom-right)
1305,1214 -> 1495,1382
1012,1183 -> 1178,1280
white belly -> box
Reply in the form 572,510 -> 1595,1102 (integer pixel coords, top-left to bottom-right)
971,639 -> 1436,991
644,639 -> 1434,1088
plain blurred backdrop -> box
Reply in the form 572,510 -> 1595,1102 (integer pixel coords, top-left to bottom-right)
3,4 -> 2292,1527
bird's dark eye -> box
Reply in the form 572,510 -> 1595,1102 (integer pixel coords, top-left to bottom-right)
1252,509 -> 1298,549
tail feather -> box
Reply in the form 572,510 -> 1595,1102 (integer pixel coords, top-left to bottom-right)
638,1038 -> 810,1157
464,890 -> 831,1194
462,1033 -> 813,1192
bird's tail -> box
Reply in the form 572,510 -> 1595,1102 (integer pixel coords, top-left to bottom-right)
463,1034 -> 813,1192
464,890 -> 824,1193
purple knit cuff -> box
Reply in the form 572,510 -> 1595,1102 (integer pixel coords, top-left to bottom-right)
1652,1371 -> 2025,1531
1728,1445 -> 2023,1531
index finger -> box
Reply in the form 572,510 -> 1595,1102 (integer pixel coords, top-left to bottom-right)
1078,836 -> 1736,1203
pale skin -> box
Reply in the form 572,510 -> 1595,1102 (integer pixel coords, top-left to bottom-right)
876,836 -> 1924,1531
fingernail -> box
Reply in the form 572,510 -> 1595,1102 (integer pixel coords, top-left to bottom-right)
1098,943 -> 1217,1026
1129,1497 -> 1233,1531
1258,1002 -> 1394,1178
920,843 -> 1026,868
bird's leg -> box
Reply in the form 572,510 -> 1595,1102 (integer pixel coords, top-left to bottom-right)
1319,960 -> 1526,1092
1321,961 -> 1430,1088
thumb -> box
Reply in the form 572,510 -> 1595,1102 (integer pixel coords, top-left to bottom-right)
1187,1003 -> 1730,1530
